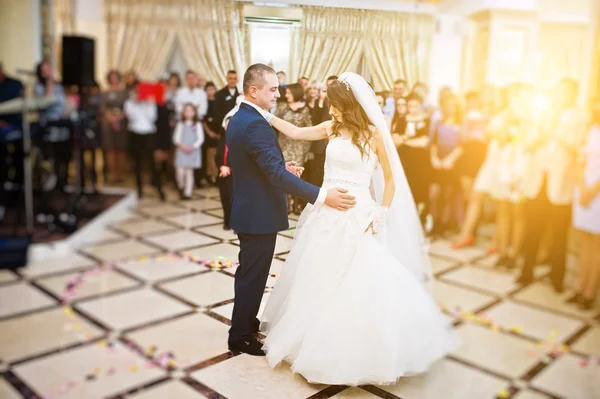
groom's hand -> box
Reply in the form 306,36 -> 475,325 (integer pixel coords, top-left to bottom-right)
285,161 -> 303,177
325,188 -> 356,211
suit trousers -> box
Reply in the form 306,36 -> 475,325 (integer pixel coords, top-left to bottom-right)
217,175 -> 232,228
521,176 -> 571,286
229,232 -> 277,341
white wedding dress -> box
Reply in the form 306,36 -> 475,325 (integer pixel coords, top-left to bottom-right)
261,135 -> 458,386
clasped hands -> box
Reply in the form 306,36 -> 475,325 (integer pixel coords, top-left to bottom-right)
285,161 -> 304,178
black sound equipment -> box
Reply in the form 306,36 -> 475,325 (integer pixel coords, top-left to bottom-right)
0,236 -> 31,269
61,35 -> 95,88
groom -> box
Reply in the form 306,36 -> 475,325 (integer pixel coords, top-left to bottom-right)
226,63 -> 356,356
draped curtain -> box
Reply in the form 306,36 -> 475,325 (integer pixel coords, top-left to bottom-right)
291,6 -> 435,91
105,0 -> 248,86
105,0 -> 178,80
52,0 -> 76,78
365,12 -> 435,91
290,8 -> 365,83
176,0 -> 248,87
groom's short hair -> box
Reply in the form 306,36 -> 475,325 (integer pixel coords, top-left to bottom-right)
243,63 -> 276,94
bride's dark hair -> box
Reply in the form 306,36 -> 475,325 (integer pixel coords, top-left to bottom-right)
327,79 -> 374,159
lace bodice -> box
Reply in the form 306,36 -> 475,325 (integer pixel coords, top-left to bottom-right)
323,137 -> 378,188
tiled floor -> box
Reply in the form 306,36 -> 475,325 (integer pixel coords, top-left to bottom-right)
1,187 -> 598,399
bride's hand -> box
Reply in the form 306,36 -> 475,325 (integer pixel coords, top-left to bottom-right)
365,222 -> 375,235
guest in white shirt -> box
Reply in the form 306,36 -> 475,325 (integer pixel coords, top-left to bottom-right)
124,84 -> 164,201
175,70 -> 208,119
518,78 -> 590,292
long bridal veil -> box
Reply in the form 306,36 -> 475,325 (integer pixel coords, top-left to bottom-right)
337,72 -> 432,289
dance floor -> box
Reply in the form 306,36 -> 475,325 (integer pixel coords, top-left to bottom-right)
1,186 -> 598,399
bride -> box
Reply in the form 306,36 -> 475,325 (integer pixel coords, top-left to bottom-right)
260,73 -> 457,386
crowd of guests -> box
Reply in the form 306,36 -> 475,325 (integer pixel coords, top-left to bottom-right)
0,61 -> 598,309
380,78 -> 599,310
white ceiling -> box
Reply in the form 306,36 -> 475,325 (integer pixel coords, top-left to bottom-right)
234,0 -> 438,14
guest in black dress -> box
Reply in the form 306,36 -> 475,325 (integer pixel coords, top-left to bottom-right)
392,93 -> 430,226
216,110 -> 236,230
305,82 -> 329,187
212,71 -> 240,184
154,79 -> 176,187
203,82 -> 221,184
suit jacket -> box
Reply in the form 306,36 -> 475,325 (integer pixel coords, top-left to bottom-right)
226,102 -> 320,234
214,86 -> 239,131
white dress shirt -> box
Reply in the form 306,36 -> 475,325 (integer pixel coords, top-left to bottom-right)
523,107 -> 589,204
241,100 -> 327,204
175,87 -> 208,119
124,99 -> 157,134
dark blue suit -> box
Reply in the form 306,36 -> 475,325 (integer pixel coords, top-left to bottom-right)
226,102 -> 320,341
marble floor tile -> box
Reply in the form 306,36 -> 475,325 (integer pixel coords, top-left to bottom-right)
183,243 -> 240,263
278,228 -> 296,239
0,378 -> 21,399
126,313 -> 229,368
379,358 -> 505,399
161,212 -> 223,229
143,230 -> 219,252
36,269 -> 140,302
274,235 -> 295,254
431,280 -> 496,313
570,327 -> 600,356
195,224 -> 238,241
77,229 -> 125,246
178,198 -> 223,211
431,256 -> 459,275
159,273 -> 234,307
128,380 -> 208,398
530,353 -> 600,399
77,289 -> 192,330
20,253 -> 96,278
483,300 -> 584,342
136,203 -> 190,217
0,282 -> 56,318
513,283 -> 598,320
429,240 -> 487,263
212,293 -> 270,321
0,307 -> 104,363
512,390 -> 552,399
81,240 -> 160,263
112,219 -> 178,237
203,208 -> 224,219
117,256 -> 207,282
331,388 -> 381,397
440,265 -> 518,295
451,324 -> 540,379
0,270 -> 19,284
13,341 -> 166,399
190,354 -> 324,399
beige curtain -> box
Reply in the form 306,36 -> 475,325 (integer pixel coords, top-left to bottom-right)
175,0 -> 248,87
365,12 -> 435,91
52,0 -> 76,77
105,0 -> 247,86
105,0 -> 177,80
290,7 -> 365,83
290,6 -> 434,91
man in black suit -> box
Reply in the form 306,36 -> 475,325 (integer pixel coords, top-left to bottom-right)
214,70 -> 240,128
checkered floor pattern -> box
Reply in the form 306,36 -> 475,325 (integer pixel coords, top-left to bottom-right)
0,186 -> 598,399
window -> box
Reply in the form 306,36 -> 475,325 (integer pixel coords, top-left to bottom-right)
250,23 -> 291,74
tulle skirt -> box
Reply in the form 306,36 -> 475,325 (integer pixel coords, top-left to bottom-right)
261,192 -> 458,386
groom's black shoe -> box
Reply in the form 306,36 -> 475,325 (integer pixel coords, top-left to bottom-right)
252,318 -> 260,333
228,337 -> 266,356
